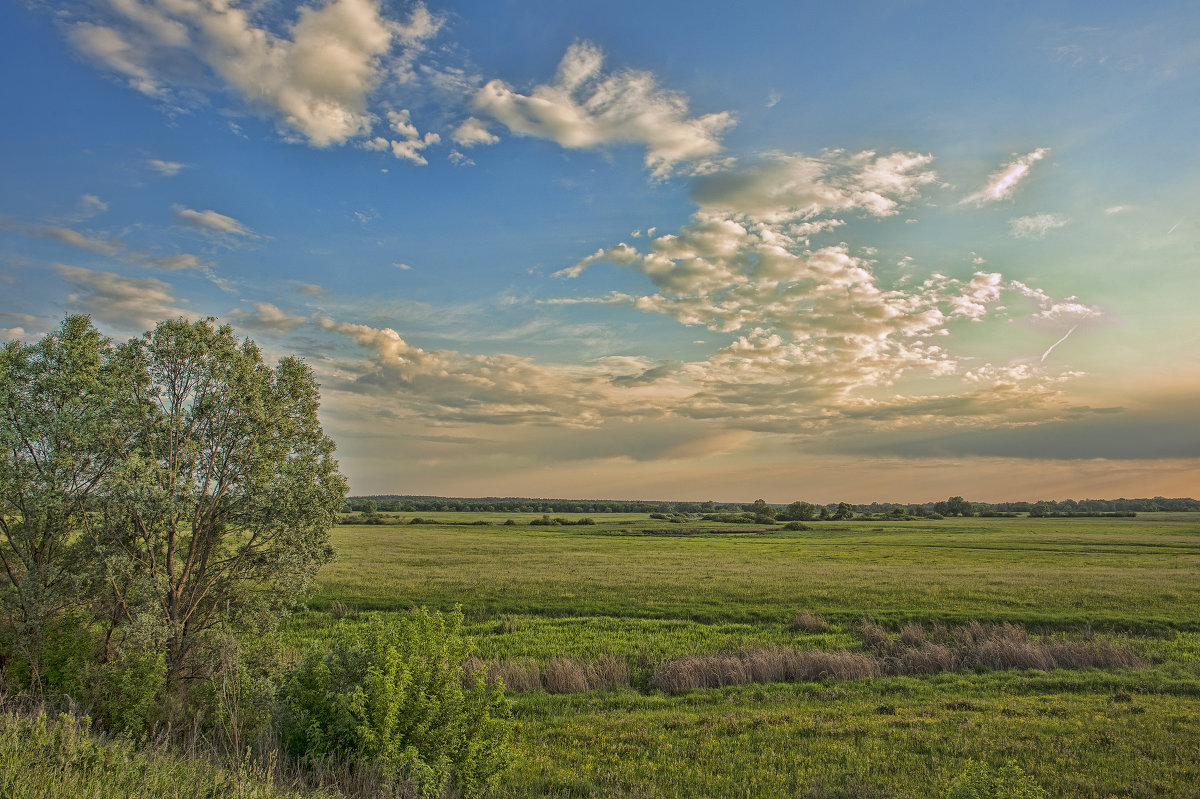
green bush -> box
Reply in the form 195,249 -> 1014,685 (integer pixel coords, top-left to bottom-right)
945,759 -> 1047,799
83,648 -> 167,738
277,607 -> 513,798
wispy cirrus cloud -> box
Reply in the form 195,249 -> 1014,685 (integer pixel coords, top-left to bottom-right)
962,148 -> 1050,205
174,206 -> 253,236
472,41 -> 735,179
34,225 -> 123,256
1010,212 -> 1069,238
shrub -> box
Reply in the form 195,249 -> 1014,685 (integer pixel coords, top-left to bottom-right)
277,607 -> 513,798
82,648 -> 167,738
944,759 -> 1046,799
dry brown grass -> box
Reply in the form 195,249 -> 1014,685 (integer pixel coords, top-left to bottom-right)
651,647 -> 879,694
790,611 -> 829,633
870,620 -> 1146,676
465,654 -> 630,694
463,657 -> 542,692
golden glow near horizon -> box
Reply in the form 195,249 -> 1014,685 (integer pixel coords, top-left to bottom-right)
1,1 -> 1197,502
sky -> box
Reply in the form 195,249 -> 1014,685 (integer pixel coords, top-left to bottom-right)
1,0 -> 1198,503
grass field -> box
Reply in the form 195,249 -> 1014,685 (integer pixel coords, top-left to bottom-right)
283,512 -> 1200,797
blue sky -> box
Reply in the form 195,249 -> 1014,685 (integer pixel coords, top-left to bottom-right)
2,0 -> 1197,502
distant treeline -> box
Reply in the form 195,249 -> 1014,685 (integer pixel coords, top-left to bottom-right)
344,495 -> 1199,517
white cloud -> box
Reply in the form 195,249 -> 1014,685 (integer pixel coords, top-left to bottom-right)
689,150 -> 936,222
56,264 -> 189,331
962,148 -> 1050,205
142,253 -> 209,270
364,109 -> 441,164
1009,212 -> 1069,239
69,23 -> 163,97
452,117 -> 499,147
294,282 -> 327,296
35,226 -> 123,256
68,0 -> 442,149
228,302 -> 307,332
79,194 -> 108,215
1105,205 -> 1132,215
545,147 -> 1100,431
148,158 -> 186,176
174,206 -> 252,236
1010,281 -> 1103,327
472,41 -> 735,179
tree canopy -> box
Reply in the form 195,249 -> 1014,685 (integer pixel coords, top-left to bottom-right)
1,316 -> 347,694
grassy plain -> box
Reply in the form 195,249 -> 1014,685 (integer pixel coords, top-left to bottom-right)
292,513 -> 1200,797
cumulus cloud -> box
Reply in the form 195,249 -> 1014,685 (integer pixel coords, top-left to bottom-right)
67,0 -> 442,149
316,316 -> 675,427
962,148 -> 1050,205
544,148 -> 1101,431
56,263 -> 189,330
452,117 -> 499,147
1009,212 -> 1069,239
363,109 -> 440,164
472,41 -> 735,179
174,206 -> 252,236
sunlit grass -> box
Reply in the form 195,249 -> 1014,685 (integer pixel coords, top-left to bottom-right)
291,514 -> 1200,797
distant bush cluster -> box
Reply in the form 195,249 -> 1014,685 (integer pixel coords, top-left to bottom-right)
528,515 -> 596,526
346,493 -> 1197,518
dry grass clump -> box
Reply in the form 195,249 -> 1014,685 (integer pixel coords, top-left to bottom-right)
864,619 -> 1146,676
464,655 -> 629,694
463,657 -> 542,693
859,618 -> 897,657
791,611 -> 829,633
898,621 -> 925,648
894,644 -> 955,676
651,647 -> 879,694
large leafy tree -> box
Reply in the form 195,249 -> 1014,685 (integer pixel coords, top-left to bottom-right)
1,316 -> 347,693
0,317 -> 130,686
98,318 -> 348,687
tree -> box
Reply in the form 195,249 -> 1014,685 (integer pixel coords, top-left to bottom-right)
944,496 -> 973,517
94,318 -> 348,689
783,501 -> 817,521
0,317 -> 133,687
831,502 -> 853,520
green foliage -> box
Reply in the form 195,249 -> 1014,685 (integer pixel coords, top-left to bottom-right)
82,648 -> 167,738
0,316 -> 130,688
944,759 -> 1046,799
278,607 -> 513,798
96,318 -> 348,688
0,709 -> 331,799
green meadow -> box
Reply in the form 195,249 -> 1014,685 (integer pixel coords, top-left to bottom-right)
284,513 -> 1200,797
